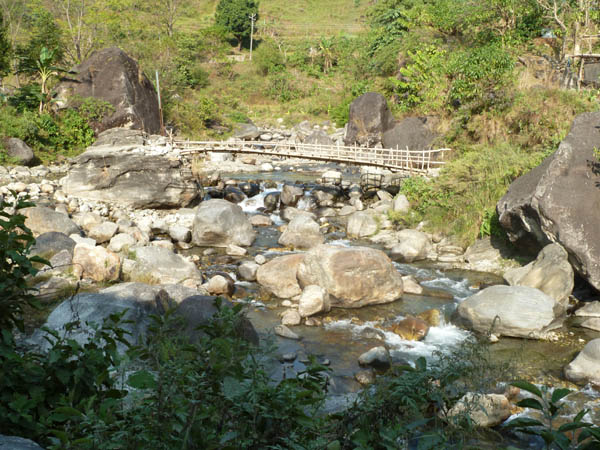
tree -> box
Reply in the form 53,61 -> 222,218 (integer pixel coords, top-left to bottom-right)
215,0 -> 258,51
0,11 -> 10,78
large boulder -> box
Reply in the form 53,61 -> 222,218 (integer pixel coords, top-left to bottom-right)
297,244 -> 404,308
62,146 -> 199,209
497,111 -> 600,290
30,232 -> 76,259
23,207 -> 80,237
72,244 -> 121,282
390,229 -> 432,263
504,243 -> 573,313
29,283 -> 212,352
278,214 -> 324,249
344,92 -> 394,147
256,253 -> 305,299
456,285 -> 560,339
126,246 -> 202,285
346,211 -> 378,238
191,199 -> 256,247
304,129 -> 334,146
2,137 -> 35,166
382,117 -> 438,151
0,435 -> 44,450
564,338 -> 600,384
55,47 -> 161,133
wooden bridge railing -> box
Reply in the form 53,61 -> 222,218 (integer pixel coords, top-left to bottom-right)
173,139 -> 451,174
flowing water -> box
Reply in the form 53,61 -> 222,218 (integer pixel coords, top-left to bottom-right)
197,170 -> 600,434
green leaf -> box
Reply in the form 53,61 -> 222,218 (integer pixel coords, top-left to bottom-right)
551,388 -> 571,404
326,440 -> 341,450
505,417 -> 544,428
127,370 -> 157,389
510,381 -> 543,398
516,398 -> 544,411
222,376 -> 248,401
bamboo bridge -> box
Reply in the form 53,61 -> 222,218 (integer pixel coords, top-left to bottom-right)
174,140 -> 451,175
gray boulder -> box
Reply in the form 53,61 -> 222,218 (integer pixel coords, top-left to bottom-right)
30,232 -> 76,259
232,122 -> 261,140
382,117 -> 438,150
280,184 -> 304,206
346,211 -> 378,238
30,283 -> 215,352
358,346 -> 391,369
2,137 -> 35,166
497,111 -> 600,290
297,244 -> 404,308
55,47 -> 161,133
24,207 -> 80,237
0,435 -> 44,449
504,243 -> 573,313
564,338 -> 600,384
191,199 -> 256,247
304,129 -> 333,146
62,147 -> 199,209
390,229 -> 432,263
92,128 -> 147,147
456,285 -> 559,339
126,246 -> 202,285
256,253 -> 305,299
344,92 -> 394,147
278,214 -> 324,249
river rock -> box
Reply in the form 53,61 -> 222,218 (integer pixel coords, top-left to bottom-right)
126,246 -> 202,285
305,129 -> 333,146
280,184 -> 304,206
24,207 -> 80,237
446,393 -> 511,427
580,318 -> 600,331
108,233 -> 136,253
2,137 -> 35,166
575,301 -> 600,317
346,211 -> 378,238
0,435 -> 44,450
281,207 -> 316,222
168,224 -> 191,243
298,285 -> 330,317
344,92 -> 394,147
389,316 -> 429,341
274,324 -> 301,340
55,48 -> 161,133
249,214 -> 272,227
88,221 -> 118,244
278,214 -> 324,249
30,232 -> 76,259
297,244 -> 403,308
72,244 -> 121,282
191,199 -> 256,247
174,295 -> 258,345
464,237 -> 509,274
263,192 -> 280,212
206,275 -> 234,296
226,243 -> 247,256
393,194 -> 410,214
456,285 -> 559,338
238,261 -> 259,281
564,338 -> 600,384
382,117 -> 438,151
30,283 -> 211,352
503,243 -> 573,313
390,229 -> 432,263
256,253 -> 305,299
358,346 -> 391,369
355,369 -> 376,385
402,275 -> 423,295
281,309 -> 302,326
232,122 -> 261,140
497,111 -> 600,290
63,147 -> 199,209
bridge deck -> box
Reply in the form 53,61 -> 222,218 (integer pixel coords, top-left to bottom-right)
174,140 -> 451,174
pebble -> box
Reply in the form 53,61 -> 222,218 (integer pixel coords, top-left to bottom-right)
281,353 -> 297,362
274,325 -> 301,340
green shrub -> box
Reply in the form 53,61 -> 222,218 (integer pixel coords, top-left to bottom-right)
77,97 -> 115,124
253,39 -> 285,75
265,72 -> 301,102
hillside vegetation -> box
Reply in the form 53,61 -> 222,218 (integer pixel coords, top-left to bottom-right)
1,0 -> 599,243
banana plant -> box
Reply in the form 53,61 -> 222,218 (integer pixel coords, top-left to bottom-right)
36,46 -> 66,114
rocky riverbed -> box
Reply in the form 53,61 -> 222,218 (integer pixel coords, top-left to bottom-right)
3,126 -> 600,444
